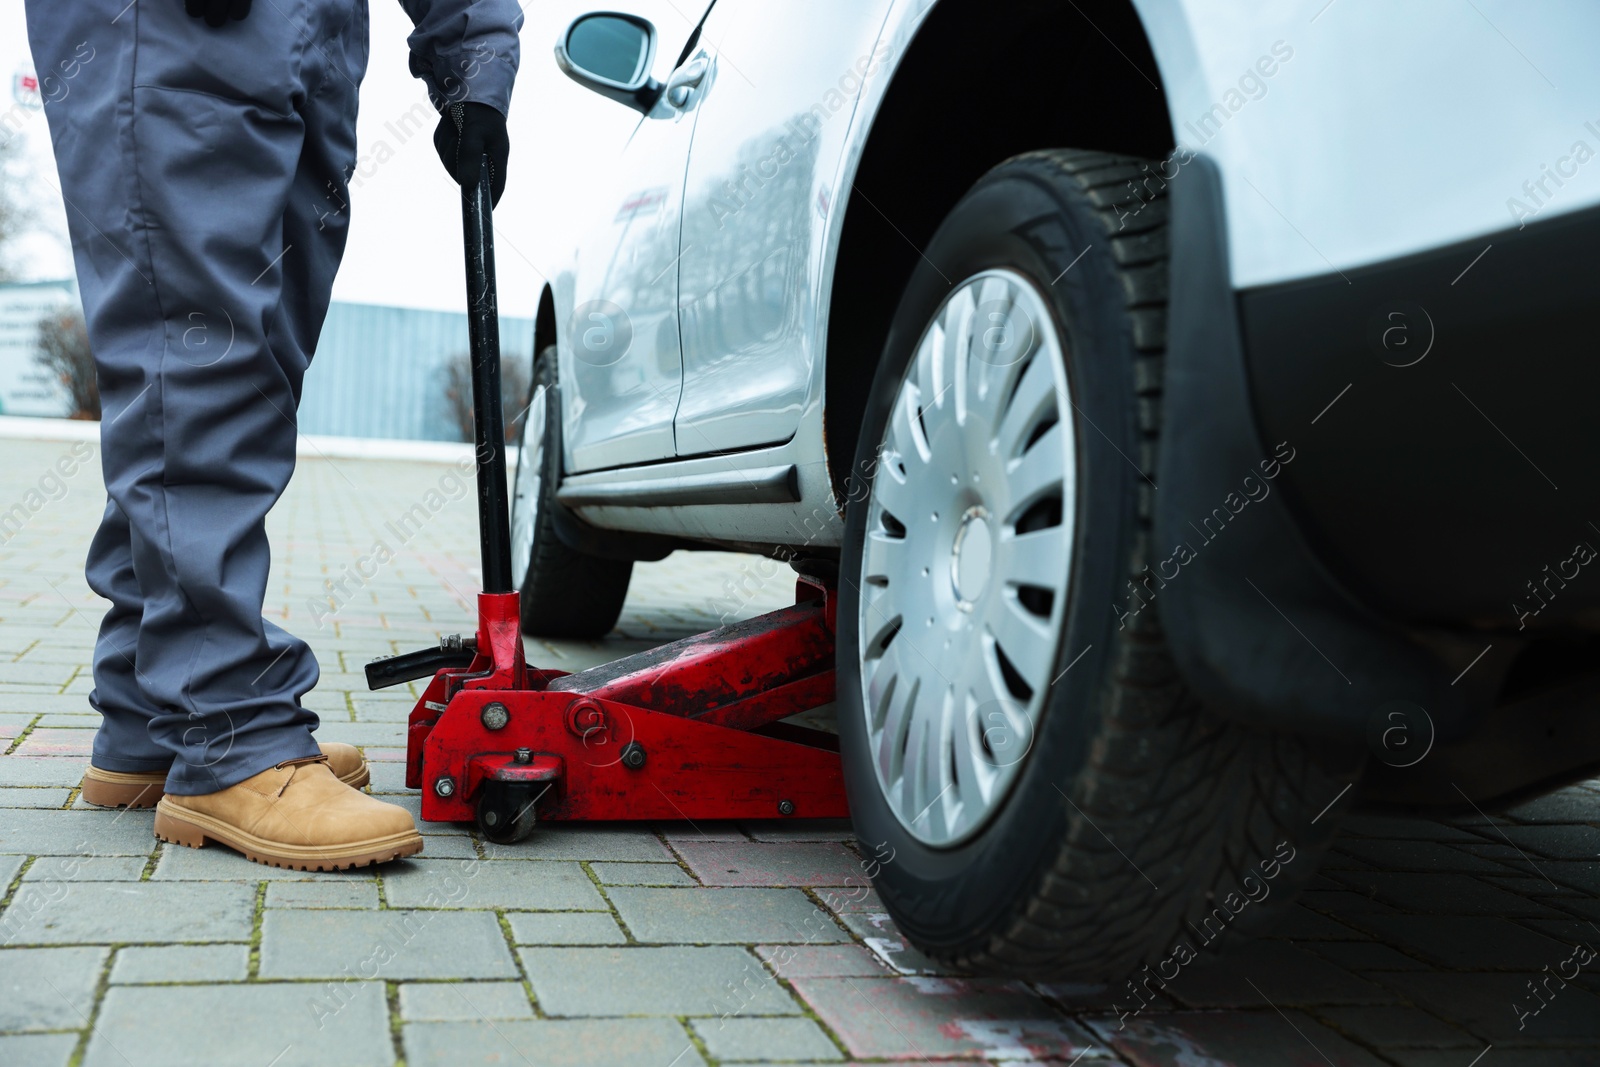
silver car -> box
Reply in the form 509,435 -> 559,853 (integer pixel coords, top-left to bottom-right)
510,1 -> 1600,978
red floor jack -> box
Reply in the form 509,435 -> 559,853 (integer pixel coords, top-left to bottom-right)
364,166 -> 849,843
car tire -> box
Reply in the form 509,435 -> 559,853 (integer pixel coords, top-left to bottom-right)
836,150 -> 1362,980
510,345 -> 632,638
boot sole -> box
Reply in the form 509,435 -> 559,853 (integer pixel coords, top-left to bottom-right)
153,802 -> 422,871
80,769 -> 166,810
82,762 -> 371,810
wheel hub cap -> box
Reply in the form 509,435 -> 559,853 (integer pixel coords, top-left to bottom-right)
950,507 -> 992,608
856,269 -> 1077,848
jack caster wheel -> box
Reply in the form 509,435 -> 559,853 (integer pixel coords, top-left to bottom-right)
475,781 -> 540,844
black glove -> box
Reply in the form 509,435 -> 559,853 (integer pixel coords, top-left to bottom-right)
434,102 -> 509,207
184,0 -> 251,28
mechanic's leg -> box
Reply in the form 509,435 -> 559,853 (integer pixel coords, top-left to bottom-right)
82,500 -> 169,773
256,0 -> 371,705
26,0 -> 361,794
27,11 -> 171,776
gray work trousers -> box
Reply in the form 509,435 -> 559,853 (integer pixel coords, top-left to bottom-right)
26,0 -> 370,793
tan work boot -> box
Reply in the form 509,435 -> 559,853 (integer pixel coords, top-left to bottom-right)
80,741 -> 370,809
154,756 -> 422,870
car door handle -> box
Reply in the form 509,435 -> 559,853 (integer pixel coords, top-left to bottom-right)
665,57 -> 710,108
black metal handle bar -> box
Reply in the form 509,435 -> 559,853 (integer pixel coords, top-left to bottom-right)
463,155 -> 514,594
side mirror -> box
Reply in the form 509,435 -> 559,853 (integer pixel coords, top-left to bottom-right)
554,12 -> 662,114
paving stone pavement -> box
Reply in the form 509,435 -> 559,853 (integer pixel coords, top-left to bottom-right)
1,433 -> 1599,1065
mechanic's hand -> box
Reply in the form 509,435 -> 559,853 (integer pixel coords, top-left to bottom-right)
434,102 -> 510,207
184,0 -> 251,28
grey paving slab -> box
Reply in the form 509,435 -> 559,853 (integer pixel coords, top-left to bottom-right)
365,760 -> 409,793
32,714 -> 101,728
1535,859 -> 1600,896
1494,824 -> 1600,860
756,943 -> 891,979
1326,870 -> 1566,918
351,698 -> 415,723
3,882 -> 254,944
0,758 -> 90,788
793,975 -> 1094,1060
1092,1010 -> 1388,1066
0,808 -> 155,855
1380,1052 -> 1596,1067
1379,970 -> 1600,1041
1504,786 -> 1600,823
521,946 -> 801,1017
0,787 -> 71,808
0,854 -> 23,888
151,843 -> 358,880
609,887 -> 850,944
399,981 -> 533,1021
1316,1004 -> 1479,1049
12,728 -> 95,756
84,982 -> 393,1067
1344,914 -> 1580,971
382,859 -> 606,911
506,911 -> 627,945
691,1016 -> 842,1061
1306,940 -> 1433,973
23,855 -> 146,881
482,826 -> 673,862
673,840 -> 863,887
0,1033 -> 78,1067
111,944 -> 250,984
260,909 -> 518,980
739,819 -> 856,843
656,821 -> 750,843
1265,905 -> 1366,940
265,881 -> 380,909
836,912 -> 951,975
0,697 -> 86,713
590,861 -> 695,885
403,1019 -> 704,1067
813,882 -> 881,914
0,663 -> 76,687
379,794 -> 474,834
407,834 -> 480,859
314,722 -> 408,746
1165,941 -> 1395,1007
1331,838 -> 1525,874
0,946 -> 107,1030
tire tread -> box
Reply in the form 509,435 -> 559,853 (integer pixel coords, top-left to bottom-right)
930,150 -> 1356,980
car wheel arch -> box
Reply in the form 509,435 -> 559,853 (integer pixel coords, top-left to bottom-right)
820,0 -> 1176,502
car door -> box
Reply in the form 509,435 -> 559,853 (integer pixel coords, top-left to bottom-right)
672,0 -> 895,457
563,13 -> 716,473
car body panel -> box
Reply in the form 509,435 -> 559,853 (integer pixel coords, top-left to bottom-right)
672,0 -> 895,457
551,0 -> 1599,566
560,69 -> 702,472
554,0 -> 934,546
1129,0 -> 1600,289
